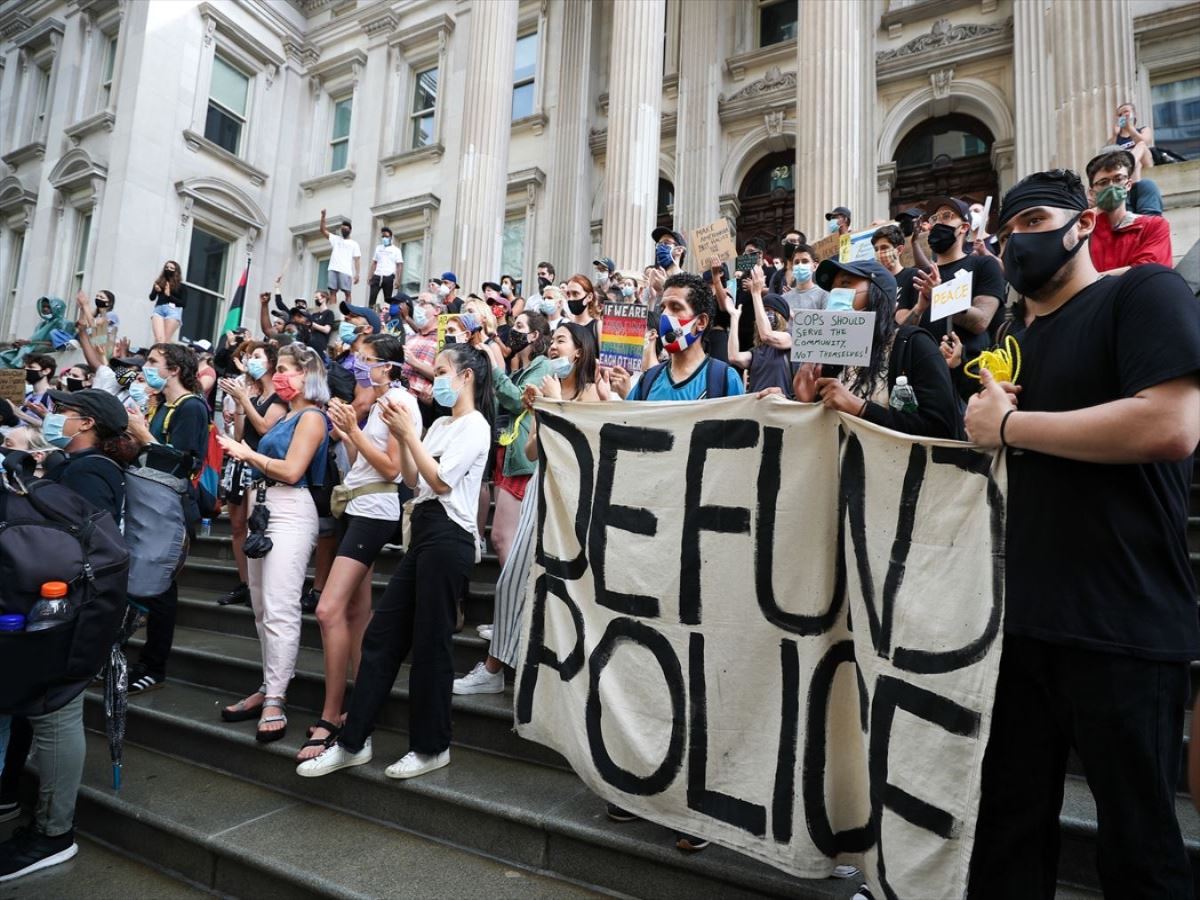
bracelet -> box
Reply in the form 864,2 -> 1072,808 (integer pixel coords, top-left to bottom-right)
999,409 -> 1016,448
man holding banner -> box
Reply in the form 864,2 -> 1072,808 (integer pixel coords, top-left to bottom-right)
966,169 -> 1200,898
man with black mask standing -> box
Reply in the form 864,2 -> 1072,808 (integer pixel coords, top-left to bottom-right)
964,169 -> 1200,898
319,209 -> 361,307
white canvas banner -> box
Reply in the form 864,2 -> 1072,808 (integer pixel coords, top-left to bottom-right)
515,397 -> 1006,899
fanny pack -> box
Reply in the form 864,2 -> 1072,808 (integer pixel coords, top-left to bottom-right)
331,482 -> 400,519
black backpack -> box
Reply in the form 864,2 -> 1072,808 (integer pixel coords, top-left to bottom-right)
632,357 -> 734,400
0,474 -> 130,715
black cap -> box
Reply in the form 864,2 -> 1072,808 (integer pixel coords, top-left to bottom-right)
339,300 -> 381,334
47,389 -> 128,437
481,281 -> 502,294
924,196 -> 970,220
825,206 -> 852,221
651,226 -> 687,247
762,293 -> 792,319
814,258 -> 898,300
895,207 -> 924,221
112,355 -> 144,369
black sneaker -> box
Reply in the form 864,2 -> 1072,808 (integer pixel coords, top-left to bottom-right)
0,826 -> 78,882
127,665 -> 165,694
606,803 -> 638,823
0,801 -> 17,824
675,833 -> 710,852
217,582 -> 250,606
300,588 -> 320,614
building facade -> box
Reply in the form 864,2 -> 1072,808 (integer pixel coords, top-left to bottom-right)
0,0 -> 1198,347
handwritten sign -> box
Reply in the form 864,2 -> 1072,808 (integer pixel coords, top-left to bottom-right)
790,308 -> 876,366
690,219 -> 737,266
0,369 -> 23,407
930,268 -> 973,322
436,313 -> 461,350
811,233 -> 842,263
599,299 -> 649,373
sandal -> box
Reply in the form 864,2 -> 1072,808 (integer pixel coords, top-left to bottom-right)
255,697 -> 288,744
296,718 -> 342,761
221,685 -> 267,722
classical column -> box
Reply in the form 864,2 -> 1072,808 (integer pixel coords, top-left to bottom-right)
1047,0 -> 1135,173
794,0 -> 876,236
673,0 -> 721,269
602,0 -> 666,271
451,0 -> 519,291
1013,0 -> 1053,177
545,0 -> 594,274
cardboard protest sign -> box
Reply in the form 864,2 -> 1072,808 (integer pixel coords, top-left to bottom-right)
599,298 -> 649,373
0,369 -> 23,407
791,309 -> 876,366
435,313 -> 460,351
930,269 -> 973,322
691,219 -> 737,266
516,398 -> 1006,900
811,233 -> 842,263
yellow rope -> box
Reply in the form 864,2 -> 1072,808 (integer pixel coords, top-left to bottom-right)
964,334 -> 1022,384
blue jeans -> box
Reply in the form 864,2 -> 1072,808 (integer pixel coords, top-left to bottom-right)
1129,178 -> 1164,216
152,303 -> 183,322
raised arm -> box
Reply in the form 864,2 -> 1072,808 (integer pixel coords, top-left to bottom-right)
319,208 -> 330,239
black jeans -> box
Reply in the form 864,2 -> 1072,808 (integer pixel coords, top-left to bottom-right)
368,275 -> 394,309
339,502 -> 473,755
137,580 -> 178,679
968,634 -> 1192,899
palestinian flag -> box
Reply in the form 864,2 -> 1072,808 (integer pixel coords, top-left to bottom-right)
221,259 -> 250,334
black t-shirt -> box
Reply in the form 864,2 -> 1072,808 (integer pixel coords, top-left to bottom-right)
52,449 -> 125,521
1006,265 -> 1200,660
894,266 -> 918,311
150,394 -> 209,470
897,254 -> 1006,358
307,309 -> 335,355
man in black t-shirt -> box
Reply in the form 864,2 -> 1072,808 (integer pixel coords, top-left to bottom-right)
870,224 -> 917,309
900,197 -> 1006,361
306,292 -> 335,357
965,169 -> 1200,899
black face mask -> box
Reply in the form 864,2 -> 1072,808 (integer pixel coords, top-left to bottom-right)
66,377 -> 85,392
537,276 -> 551,291
567,300 -> 587,316
508,330 -> 530,353
340,229 -> 351,238
24,369 -> 42,385
1002,213 -> 1088,298
927,223 -> 963,254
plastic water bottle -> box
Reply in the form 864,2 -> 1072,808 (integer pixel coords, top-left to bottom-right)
26,582 -> 74,632
200,518 -> 212,538
889,376 -> 919,414
0,614 -> 25,632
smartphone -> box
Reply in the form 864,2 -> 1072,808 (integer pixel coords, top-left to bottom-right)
734,252 -> 762,275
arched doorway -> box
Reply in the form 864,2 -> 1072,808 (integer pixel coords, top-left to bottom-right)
736,150 -> 795,255
890,114 -> 998,227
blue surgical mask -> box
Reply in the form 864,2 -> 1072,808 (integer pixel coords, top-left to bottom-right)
794,264 -> 813,284
41,413 -> 75,449
828,288 -> 855,311
412,305 -> 429,328
339,322 -> 358,343
655,242 -> 675,269
620,285 -> 635,298
246,359 -> 268,380
548,356 -> 574,379
143,365 -> 167,391
539,299 -> 558,317
827,219 -> 839,234
381,236 -> 391,246
128,381 -> 149,407
432,374 -> 459,407
725,278 -> 737,298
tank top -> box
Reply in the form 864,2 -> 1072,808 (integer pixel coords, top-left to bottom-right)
245,393 -> 287,451
253,408 -> 329,487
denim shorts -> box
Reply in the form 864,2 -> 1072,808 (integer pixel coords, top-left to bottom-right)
328,270 -> 352,293
153,303 -> 183,322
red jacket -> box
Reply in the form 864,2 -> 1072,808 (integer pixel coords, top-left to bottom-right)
1089,211 -> 1173,272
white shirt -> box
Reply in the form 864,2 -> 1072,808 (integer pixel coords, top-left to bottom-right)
413,411 -> 490,539
371,243 -> 403,277
328,233 -> 362,275
344,386 -> 422,519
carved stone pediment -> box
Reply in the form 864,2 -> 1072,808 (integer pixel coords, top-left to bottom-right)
877,17 -> 1010,62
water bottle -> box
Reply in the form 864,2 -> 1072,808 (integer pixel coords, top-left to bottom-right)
889,376 -> 919,414
26,582 -> 74,632
0,614 -> 25,632
200,518 -> 212,538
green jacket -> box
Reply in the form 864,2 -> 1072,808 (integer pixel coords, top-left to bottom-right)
492,355 -> 552,478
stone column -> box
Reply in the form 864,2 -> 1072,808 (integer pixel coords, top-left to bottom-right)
1012,0 -> 1053,177
1047,0 -> 1135,173
451,0 -> 519,291
673,0 -> 722,269
794,0 -> 876,237
545,0 -> 594,274
602,0 -> 666,271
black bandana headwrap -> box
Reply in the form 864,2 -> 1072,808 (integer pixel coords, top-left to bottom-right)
998,170 -> 1089,227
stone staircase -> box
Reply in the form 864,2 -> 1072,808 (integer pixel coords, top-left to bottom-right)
18,467 -> 1200,897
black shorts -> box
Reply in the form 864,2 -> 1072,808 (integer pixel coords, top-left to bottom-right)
335,513 -> 399,565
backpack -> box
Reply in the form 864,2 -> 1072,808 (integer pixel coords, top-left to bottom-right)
0,476 -> 130,716
632,357 -> 733,401
327,362 -> 356,402
162,393 -> 216,518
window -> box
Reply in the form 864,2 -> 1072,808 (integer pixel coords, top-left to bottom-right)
6,231 -> 24,314
205,56 -> 249,155
656,178 -> 675,229
329,96 -> 352,171
399,237 -> 424,296
315,257 -> 330,295
1152,76 -> 1200,160
33,64 -> 52,139
98,35 -> 117,109
410,67 -> 437,149
183,226 -> 230,341
759,0 -> 797,48
894,114 -> 994,170
512,32 -> 538,121
501,215 -> 526,285
72,213 -> 93,298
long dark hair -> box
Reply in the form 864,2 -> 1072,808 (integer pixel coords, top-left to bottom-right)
155,260 -> 182,293
519,311 -> 549,358
441,343 -> 497,438
846,283 -> 898,399
364,333 -> 406,384
556,322 -> 598,393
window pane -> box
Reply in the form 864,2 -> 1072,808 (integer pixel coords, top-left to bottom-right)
102,37 -> 117,84
332,97 -> 352,140
316,258 -> 330,295
512,83 -> 534,121
760,1 -> 797,47
413,67 -> 437,113
75,214 -> 92,272
9,233 -> 24,295
400,239 -> 424,295
501,217 -> 526,286
513,33 -> 537,83
1152,76 -> 1200,159
411,112 -> 434,148
205,103 -> 241,154
183,227 -> 230,341
210,56 -> 248,117
331,140 -> 348,171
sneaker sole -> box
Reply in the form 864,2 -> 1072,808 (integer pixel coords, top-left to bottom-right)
675,839 -> 710,852
128,681 -> 166,695
0,842 -> 78,882
385,755 -> 450,780
606,811 -> 639,823
295,752 -> 372,778
451,681 -> 505,695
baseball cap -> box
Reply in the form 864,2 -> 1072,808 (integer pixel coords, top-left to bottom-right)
814,258 -> 898,300
762,293 -> 792,320
651,226 -> 687,247
592,257 -> 616,273
923,196 -> 971,220
46,389 -> 128,437
339,300 -> 382,334
440,271 -> 458,285
824,206 -> 852,221
481,281 -> 502,294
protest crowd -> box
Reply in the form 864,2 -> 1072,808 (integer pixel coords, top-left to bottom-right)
0,100 -> 1197,900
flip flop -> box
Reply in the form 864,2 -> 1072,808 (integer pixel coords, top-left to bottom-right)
221,685 -> 267,722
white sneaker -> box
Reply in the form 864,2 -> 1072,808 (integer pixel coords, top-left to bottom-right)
833,865 -> 861,878
295,738 -> 372,777
385,749 -> 450,780
453,661 -> 504,695
476,624 -> 493,641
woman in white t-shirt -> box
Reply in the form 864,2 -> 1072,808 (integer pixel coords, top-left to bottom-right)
297,343 -> 494,782
294,334 -> 419,762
